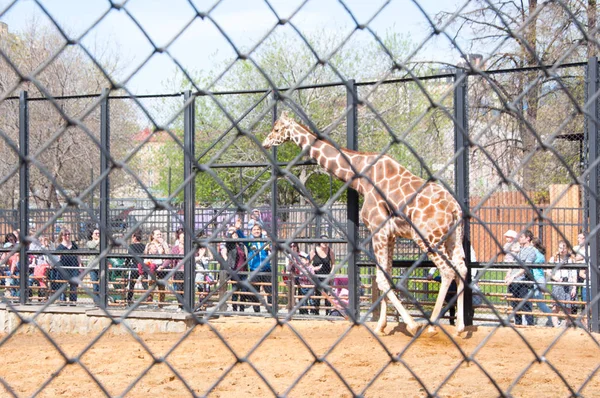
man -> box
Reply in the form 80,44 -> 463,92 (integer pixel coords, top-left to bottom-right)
504,230 -> 535,325
247,209 -> 264,231
237,223 -> 271,313
573,232 -> 589,304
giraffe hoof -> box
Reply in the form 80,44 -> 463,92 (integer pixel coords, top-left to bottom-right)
406,324 -> 421,336
455,324 -> 466,337
425,326 -> 438,337
375,328 -> 387,336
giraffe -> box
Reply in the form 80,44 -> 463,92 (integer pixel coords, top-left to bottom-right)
262,112 -> 467,336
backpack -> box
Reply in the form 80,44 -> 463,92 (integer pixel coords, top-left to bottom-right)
233,245 -> 247,271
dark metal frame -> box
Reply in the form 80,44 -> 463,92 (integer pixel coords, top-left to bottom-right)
11,59 -> 600,332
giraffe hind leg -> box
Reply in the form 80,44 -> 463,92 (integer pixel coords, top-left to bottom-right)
427,249 -> 467,336
375,267 -> 420,336
413,236 -> 455,336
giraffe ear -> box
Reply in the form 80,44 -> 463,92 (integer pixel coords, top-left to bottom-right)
280,111 -> 289,120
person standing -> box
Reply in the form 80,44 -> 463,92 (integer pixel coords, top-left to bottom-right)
225,226 -> 247,311
573,232 -> 589,307
56,229 -> 81,304
504,230 -> 535,326
126,230 -> 145,304
144,229 -> 170,307
237,223 -> 271,313
530,237 -> 553,326
195,232 -> 213,297
549,240 -> 577,327
85,229 -> 101,299
296,251 -> 321,315
164,230 -> 186,305
310,234 -> 336,315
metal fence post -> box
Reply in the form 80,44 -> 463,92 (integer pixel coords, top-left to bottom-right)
346,79 -> 360,319
18,91 -> 29,305
270,93 -> 279,316
99,88 -> 110,309
454,69 -> 473,326
586,56 -> 599,332
183,90 -> 196,310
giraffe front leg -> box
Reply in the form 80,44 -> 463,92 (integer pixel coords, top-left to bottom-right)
427,275 -> 452,337
375,292 -> 387,336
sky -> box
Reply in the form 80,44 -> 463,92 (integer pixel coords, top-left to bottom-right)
0,0 -> 469,94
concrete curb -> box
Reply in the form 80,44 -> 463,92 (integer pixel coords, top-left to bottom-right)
0,303 -> 199,334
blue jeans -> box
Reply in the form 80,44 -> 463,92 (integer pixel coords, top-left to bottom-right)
90,270 -> 100,296
298,287 -> 316,315
581,286 -> 589,304
50,267 -> 78,302
533,278 -> 552,323
7,270 -> 18,297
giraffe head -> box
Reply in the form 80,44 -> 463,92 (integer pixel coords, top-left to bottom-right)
262,112 -> 294,149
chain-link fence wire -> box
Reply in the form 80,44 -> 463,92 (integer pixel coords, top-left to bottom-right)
1,0 -> 600,395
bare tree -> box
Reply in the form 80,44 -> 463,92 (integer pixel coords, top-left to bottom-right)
437,0 -> 597,192
0,22 -> 139,209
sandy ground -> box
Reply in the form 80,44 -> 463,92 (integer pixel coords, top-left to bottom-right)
0,317 -> 598,397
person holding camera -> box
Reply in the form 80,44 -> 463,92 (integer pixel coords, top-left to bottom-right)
504,230 -> 535,326
237,222 -> 271,313
549,240 -> 577,327
225,225 -> 247,311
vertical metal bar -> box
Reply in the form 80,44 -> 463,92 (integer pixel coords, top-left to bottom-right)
99,88 -> 110,308
346,79 -> 360,319
454,69 -> 473,326
586,56 -> 599,332
18,91 -> 29,305
270,93 -> 279,316
183,90 -> 196,310
90,168 -> 94,210
167,167 -> 172,245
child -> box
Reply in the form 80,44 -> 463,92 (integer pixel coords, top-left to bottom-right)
295,251 -> 321,314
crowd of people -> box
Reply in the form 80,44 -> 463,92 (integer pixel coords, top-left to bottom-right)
502,229 -> 589,327
0,214 -> 591,325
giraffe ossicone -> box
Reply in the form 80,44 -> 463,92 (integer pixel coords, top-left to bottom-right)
263,112 -> 467,336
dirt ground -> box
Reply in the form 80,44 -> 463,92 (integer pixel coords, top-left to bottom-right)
0,317 -> 598,397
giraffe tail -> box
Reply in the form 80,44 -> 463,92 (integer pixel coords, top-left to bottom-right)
450,205 -> 466,266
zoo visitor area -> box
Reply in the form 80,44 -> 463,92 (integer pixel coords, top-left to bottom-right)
0,204 -> 592,330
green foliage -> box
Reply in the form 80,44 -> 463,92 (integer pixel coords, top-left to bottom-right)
150,30 -> 453,207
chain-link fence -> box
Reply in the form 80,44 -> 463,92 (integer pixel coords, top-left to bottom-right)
0,0 -> 599,396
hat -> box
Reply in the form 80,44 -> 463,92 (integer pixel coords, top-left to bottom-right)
299,251 -> 309,259
504,230 -> 517,239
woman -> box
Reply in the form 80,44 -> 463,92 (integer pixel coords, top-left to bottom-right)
3,233 -> 19,297
56,229 -> 81,303
127,230 -> 146,304
85,229 -> 101,298
531,238 -> 553,327
164,230 -> 186,302
310,234 -> 336,315
225,226 -> 247,311
32,235 -> 55,297
285,242 -> 304,311
144,229 -> 170,306
549,240 -> 577,327
195,233 -> 213,296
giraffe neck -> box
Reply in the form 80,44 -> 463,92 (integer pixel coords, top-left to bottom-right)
289,122 -> 365,192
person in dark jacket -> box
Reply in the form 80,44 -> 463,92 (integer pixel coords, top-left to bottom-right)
226,226 -> 247,311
